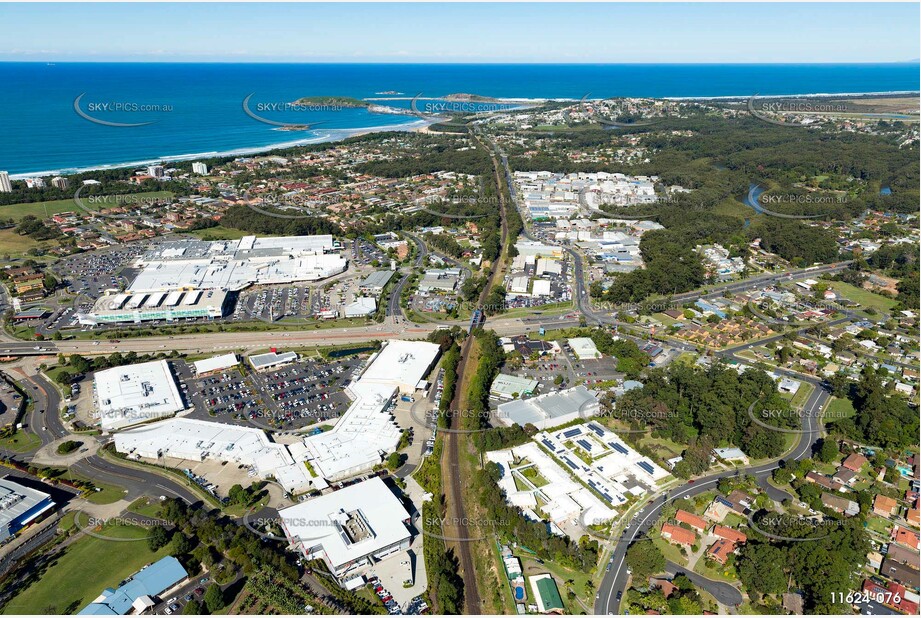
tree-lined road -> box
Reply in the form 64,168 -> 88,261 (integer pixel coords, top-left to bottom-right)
594,380 -> 828,615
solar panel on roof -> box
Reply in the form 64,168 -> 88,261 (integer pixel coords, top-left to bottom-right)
563,457 -> 577,469
637,461 -> 654,474
610,442 -> 629,455
563,428 -> 581,439
577,439 -> 592,451
541,439 -> 556,451
589,423 -> 604,436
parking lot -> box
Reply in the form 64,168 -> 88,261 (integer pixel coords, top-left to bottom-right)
54,245 -> 144,299
235,285 -> 312,322
247,357 -> 363,429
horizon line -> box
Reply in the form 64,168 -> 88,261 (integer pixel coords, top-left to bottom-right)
2,60 -> 920,65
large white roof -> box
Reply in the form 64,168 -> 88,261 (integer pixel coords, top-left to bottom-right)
193,353 -> 240,375
128,235 -> 346,293
94,360 -> 184,430
301,340 -> 440,480
112,417 -> 311,492
279,477 -> 410,570
357,340 -> 440,389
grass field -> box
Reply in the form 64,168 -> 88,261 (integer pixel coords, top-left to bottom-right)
824,396 -> 856,422
0,228 -> 44,257
128,496 -> 163,518
187,225 -> 249,241
0,431 -> 41,453
781,381 -> 815,410
1,521 -> 172,614
0,191 -> 174,222
827,281 -> 899,314
69,474 -> 128,505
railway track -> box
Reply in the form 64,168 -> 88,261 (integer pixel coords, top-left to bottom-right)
438,128 -> 510,614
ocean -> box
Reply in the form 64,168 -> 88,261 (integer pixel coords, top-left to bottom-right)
1,62 -> 918,176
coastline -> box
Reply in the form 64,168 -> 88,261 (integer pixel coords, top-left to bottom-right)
8,89 -> 918,179
9,117 -> 433,180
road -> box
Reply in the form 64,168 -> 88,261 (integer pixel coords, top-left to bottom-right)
594,381 -> 828,615
664,561 -> 743,607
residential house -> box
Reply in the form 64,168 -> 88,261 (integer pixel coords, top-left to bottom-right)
661,523 -> 696,547
822,492 -> 860,516
706,539 -> 736,565
842,452 -> 869,472
874,495 -> 899,518
674,510 -> 708,534
892,526 -> 920,550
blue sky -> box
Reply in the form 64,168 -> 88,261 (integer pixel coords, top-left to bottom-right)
1,2 -> 918,63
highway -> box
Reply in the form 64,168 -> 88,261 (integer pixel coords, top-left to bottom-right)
594,379 -> 828,615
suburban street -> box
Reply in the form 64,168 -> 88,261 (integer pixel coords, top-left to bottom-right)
594,379 -> 828,614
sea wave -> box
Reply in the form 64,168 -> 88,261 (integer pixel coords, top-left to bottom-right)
9,118 -> 432,179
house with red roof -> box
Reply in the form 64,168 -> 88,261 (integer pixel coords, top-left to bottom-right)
674,509 -> 708,533
862,580 -> 919,615
706,539 -> 737,565
842,452 -> 869,472
712,525 -> 748,544
661,523 -> 696,547
892,526 -> 920,549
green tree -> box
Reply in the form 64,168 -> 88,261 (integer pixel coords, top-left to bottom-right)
147,525 -> 171,552
203,584 -> 225,613
625,539 -> 665,580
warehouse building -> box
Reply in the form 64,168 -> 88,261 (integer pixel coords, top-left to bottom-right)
568,337 -> 601,360
279,477 -> 412,578
192,353 -> 240,376
94,360 -> 185,431
113,418 -> 314,494
358,270 -> 395,295
490,374 -> 539,400
496,385 -> 599,430
78,556 -> 188,615
300,340 -> 440,481
0,477 -> 56,542
248,351 -> 298,372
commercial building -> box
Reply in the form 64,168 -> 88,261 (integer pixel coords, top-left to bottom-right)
490,374 -> 539,400
191,162 -> 208,175
359,270 -> 395,295
51,176 -> 69,189
78,556 -> 188,615
0,172 -> 11,193
279,477 -> 412,578
417,268 -> 462,293
127,235 -> 347,293
0,477 -> 55,542
113,417 -> 314,494
83,288 -> 230,325
496,385 -> 598,430
94,360 -> 185,431
568,337 -> 601,360
248,351 -> 299,372
192,353 -> 240,376
529,574 -> 565,614
300,340 -> 440,481
343,297 -> 377,318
